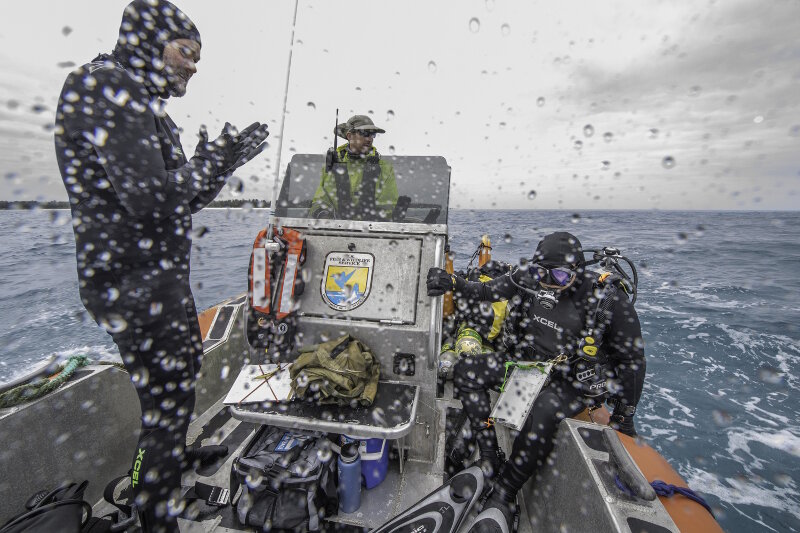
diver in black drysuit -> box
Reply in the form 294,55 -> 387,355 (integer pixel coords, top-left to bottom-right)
54,1 -> 268,530
427,232 -> 645,532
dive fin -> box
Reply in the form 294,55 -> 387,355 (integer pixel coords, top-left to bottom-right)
464,507 -> 511,533
372,465 -> 483,533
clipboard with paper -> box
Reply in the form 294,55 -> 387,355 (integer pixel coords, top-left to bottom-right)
223,363 -> 294,405
489,361 -> 553,431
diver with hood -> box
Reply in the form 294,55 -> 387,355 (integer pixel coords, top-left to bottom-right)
427,232 -> 646,532
54,1 -> 268,530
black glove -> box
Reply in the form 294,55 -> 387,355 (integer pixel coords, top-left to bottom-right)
194,122 -> 238,172
225,121 -> 269,175
427,267 -> 455,296
608,400 -> 638,437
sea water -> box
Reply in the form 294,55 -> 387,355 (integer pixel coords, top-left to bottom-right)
0,208 -> 798,532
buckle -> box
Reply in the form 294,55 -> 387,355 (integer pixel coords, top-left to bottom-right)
206,486 -> 230,507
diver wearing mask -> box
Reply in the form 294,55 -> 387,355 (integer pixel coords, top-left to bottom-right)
427,232 -> 645,532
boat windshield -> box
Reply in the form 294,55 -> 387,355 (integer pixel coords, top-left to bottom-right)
273,154 -> 451,224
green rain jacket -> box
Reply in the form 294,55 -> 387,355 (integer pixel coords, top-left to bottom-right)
290,335 -> 381,406
310,145 -> 398,220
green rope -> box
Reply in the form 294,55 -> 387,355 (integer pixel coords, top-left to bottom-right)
0,355 -> 91,409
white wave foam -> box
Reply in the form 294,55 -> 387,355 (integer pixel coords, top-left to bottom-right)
54,344 -> 120,364
727,426 -> 800,461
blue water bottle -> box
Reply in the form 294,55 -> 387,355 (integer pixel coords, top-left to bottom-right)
338,441 -> 362,513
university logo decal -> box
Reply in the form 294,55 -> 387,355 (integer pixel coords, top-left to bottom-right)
321,252 -> 374,311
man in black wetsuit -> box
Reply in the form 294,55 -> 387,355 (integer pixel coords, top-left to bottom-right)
54,1 -> 268,530
427,232 -> 645,532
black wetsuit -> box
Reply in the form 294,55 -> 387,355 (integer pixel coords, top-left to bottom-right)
452,269 -> 645,486
54,3 -> 222,528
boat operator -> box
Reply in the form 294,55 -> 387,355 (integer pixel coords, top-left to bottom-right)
427,231 -> 646,532
54,1 -> 268,530
309,114 -> 398,220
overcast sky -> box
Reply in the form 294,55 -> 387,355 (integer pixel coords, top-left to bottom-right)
0,0 -> 798,209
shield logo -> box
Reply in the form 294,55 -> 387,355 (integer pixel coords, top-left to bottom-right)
321,252 -> 375,311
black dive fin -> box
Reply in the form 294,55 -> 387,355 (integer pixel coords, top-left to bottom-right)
464,507 -> 512,533
372,465 -> 483,533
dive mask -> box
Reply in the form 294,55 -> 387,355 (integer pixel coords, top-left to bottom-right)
534,265 -> 576,288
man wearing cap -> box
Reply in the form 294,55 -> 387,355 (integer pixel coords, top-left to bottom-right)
54,1 -> 268,530
310,114 -> 398,220
427,232 -> 646,532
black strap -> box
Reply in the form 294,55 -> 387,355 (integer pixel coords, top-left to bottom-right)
102,476 -> 132,517
183,482 -> 230,507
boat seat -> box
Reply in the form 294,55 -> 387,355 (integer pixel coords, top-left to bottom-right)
229,380 -> 419,440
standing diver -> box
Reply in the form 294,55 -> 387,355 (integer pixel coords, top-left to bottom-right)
427,232 -> 645,532
54,1 -> 268,530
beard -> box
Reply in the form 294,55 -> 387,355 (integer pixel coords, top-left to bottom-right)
166,75 -> 188,98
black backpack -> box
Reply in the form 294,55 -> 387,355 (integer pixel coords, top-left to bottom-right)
0,481 -> 101,533
230,426 -> 338,532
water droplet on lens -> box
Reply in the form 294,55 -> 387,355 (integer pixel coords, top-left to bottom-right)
571,213 -> 581,223
789,125 -> 800,137
662,156 -> 676,169
220,365 -> 230,380
427,60 -> 437,73
536,97 -> 545,107
386,109 -> 395,120
388,145 -> 396,155
676,232 -> 688,244
573,140 -> 583,150
583,124 -> 594,137
758,365 -> 784,385
753,115 -> 764,124
712,410 -> 733,427
306,101 -> 316,109
601,161 -> 611,170
469,17 -> 480,33
62,26 -> 73,36
138,238 -> 153,250
688,85 -> 701,97
527,190 -> 537,200
649,128 -> 659,139
504,234 -> 512,243
190,226 -> 209,239
603,132 -> 613,142
57,61 -> 76,69
501,23 -> 511,36
385,283 -> 394,293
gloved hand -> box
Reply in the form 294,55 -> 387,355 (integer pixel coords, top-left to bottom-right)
194,122 -> 238,172
427,267 -> 455,296
609,413 -> 637,437
225,121 -> 269,176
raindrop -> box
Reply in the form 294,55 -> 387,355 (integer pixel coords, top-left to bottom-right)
753,115 -> 764,124
536,97 -> 545,107
565,253 -> 576,263
228,176 -> 244,195
662,156 -> 676,169
138,238 -> 153,250
316,446 -> 333,462
688,85 -> 702,97
758,365 -> 784,385
306,101 -> 316,110
501,23 -> 511,36
600,161 -> 611,170
789,125 -> 800,137
57,61 -> 76,69
388,145 -> 396,155
485,0 -> 495,11
603,132 -> 613,143
85,127 -> 108,147
573,140 -> 583,150
31,104 -> 47,114
571,213 -> 581,224
648,128 -> 659,139
583,124 -> 594,137
106,288 -> 120,302
385,283 -> 394,293
504,234 -> 512,243
711,410 -> 733,427
190,226 -> 209,239
427,60 -> 437,73
695,224 -> 705,236
386,109 -> 395,120
100,314 -> 128,334
469,17 -> 480,33
220,365 -> 230,380
527,190 -> 537,200
675,232 -> 688,244
62,26 -> 73,36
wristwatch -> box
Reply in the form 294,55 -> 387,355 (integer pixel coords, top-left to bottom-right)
608,398 -> 636,417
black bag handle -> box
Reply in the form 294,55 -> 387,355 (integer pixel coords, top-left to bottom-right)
0,499 -> 92,532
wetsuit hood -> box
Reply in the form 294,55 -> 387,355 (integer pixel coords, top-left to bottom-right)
110,0 -> 201,98
534,232 -> 584,268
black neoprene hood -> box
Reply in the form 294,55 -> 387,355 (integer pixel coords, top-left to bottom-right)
533,231 -> 584,267
111,0 -> 201,95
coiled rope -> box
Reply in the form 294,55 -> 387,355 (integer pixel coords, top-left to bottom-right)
0,357 -> 125,409
614,474 -> 714,517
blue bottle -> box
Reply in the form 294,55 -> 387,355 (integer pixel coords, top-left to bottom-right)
338,441 -> 362,513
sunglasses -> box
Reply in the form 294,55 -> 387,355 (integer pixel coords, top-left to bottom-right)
354,130 -> 378,138
534,265 -> 575,286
